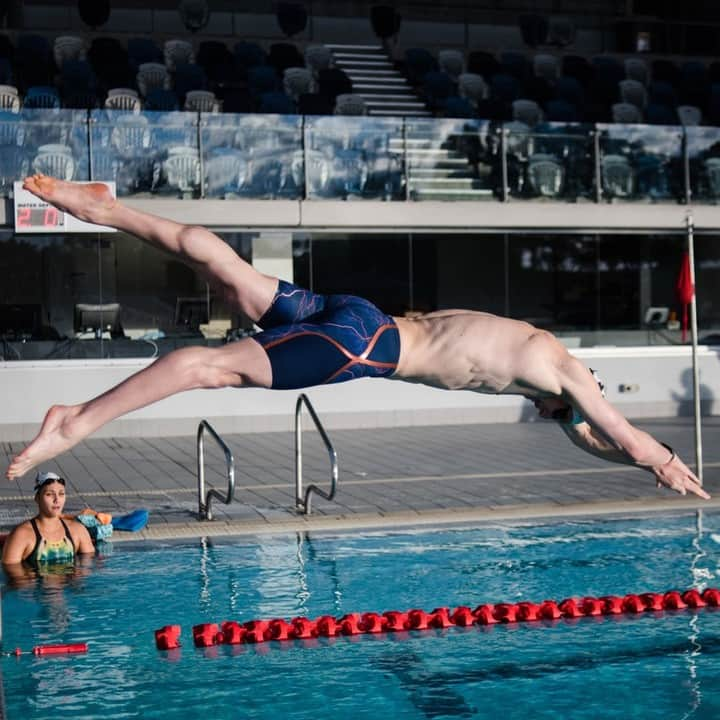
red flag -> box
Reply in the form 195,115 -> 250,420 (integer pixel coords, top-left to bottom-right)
675,251 -> 694,342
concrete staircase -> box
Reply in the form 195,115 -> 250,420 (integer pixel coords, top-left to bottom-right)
393,123 -> 494,201
326,43 -> 431,117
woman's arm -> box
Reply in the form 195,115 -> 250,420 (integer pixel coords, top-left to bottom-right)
69,521 -> 96,556
1,524 -> 33,565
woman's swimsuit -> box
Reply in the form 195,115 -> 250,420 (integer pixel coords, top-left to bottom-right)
27,518 -> 75,565
253,280 -> 401,390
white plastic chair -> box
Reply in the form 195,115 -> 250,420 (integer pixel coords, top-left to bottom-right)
533,54 -> 559,83
438,49 -> 464,81
111,114 -> 152,158
163,146 -> 200,196
205,149 -> 247,198
619,79 -> 647,110
677,105 -> 702,126
0,84 -> 20,112
457,73 -> 488,106
53,35 -> 85,68
104,88 -> 143,113
624,57 -> 649,86
602,154 -> 633,197
334,93 -> 367,116
184,89 -> 220,113
32,144 -> 75,180
164,39 -> 195,72
304,45 -> 333,77
512,98 -> 543,127
527,153 -> 563,197
283,67 -> 314,101
136,62 -> 170,98
547,16 -> 576,47
611,102 -> 642,124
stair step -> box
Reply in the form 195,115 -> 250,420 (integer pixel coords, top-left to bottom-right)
361,93 -> 424,102
342,68 -> 402,76
408,167 -> 475,177
333,51 -> 389,60
354,85 -> 414,95
369,109 -> 433,116
326,44 -> 384,51
410,187 -> 494,199
336,58 -> 394,67
351,77 -> 409,85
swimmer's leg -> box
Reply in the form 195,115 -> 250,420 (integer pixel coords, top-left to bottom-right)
5,338 -> 272,479
21,174 -> 278,321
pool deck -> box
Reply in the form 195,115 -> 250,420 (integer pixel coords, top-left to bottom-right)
2,415 -> 719,541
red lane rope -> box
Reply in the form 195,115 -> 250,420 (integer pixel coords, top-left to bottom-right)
154,587 -> 720,650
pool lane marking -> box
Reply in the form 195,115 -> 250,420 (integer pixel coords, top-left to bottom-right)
0,461 -> 718,502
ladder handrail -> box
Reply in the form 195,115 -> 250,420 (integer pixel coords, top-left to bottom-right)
295,393 -> 338,514
197,419 -> 235,520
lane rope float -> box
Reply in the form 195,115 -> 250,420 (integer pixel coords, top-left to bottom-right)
154,587 -> 720,650
2,643 -> 88,658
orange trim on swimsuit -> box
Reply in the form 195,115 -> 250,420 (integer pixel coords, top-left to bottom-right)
260,323 -> 398,384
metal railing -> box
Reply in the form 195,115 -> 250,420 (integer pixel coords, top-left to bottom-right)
295,394 -> 338,515
197,419 -> 235,521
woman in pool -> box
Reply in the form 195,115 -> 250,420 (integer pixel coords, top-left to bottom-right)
2,471 -> 95,567
3,175 -> 710,501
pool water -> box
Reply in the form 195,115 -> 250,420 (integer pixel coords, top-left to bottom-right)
2,512 -> 720,719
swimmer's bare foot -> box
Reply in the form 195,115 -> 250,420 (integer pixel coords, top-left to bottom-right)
5,404 -> 83,480
22,174 -> 116,226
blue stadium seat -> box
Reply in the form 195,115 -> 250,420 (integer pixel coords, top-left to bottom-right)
404,48 -> 437,86
645,102 -> 676,125
258,91 -> 296,114
233,41 -> 267,72
500,51 -> 531,83
423,71 -> 454,112
443,95 -> 475,118
648,81 -> 678,109
555,76 -> 584,108
173,63 -> 207,102
268,43 -> 304,74
248,65 -> 278,97
145,88 -> 180,111
23,86 -> 61,109
562,55 -> 593,87
317,68 -> 352,102
490,73 -> 521,103
467,50 -> 499,81
127,37 -> 163,71
544,98 -> 579,122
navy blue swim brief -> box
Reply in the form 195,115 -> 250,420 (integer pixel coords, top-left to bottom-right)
253,280 -> 400,390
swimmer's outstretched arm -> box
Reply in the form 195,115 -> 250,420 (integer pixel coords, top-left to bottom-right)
554,356 -> 709,499
21,175 -> 277,322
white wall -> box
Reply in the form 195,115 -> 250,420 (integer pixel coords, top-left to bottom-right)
1,346 -> 718,441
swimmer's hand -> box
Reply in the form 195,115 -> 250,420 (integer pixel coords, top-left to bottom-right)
653,452 -> 710,500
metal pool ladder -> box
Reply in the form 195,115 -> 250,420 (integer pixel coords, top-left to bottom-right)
295,393 -> 338,515
197,419 -> 235,520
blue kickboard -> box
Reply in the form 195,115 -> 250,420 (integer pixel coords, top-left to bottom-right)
112,509 -> 149,532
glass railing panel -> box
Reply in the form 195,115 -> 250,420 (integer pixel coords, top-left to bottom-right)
685,126 -> 720,204
0,109 -> 89,198
596,123 -> 685,203
404,117 -> 495,200
201,113 -> 303,199
303,115 -> 405,200
0,110 -> 27,198
506,121 -> 596,201
89,109 -> 199,197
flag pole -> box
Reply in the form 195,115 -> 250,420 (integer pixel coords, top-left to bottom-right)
686,212 -> 703,484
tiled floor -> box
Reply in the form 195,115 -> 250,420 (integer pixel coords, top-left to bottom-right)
2,415 -> 718,540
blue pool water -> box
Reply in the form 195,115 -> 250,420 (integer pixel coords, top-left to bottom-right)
2,511 -> 720,719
